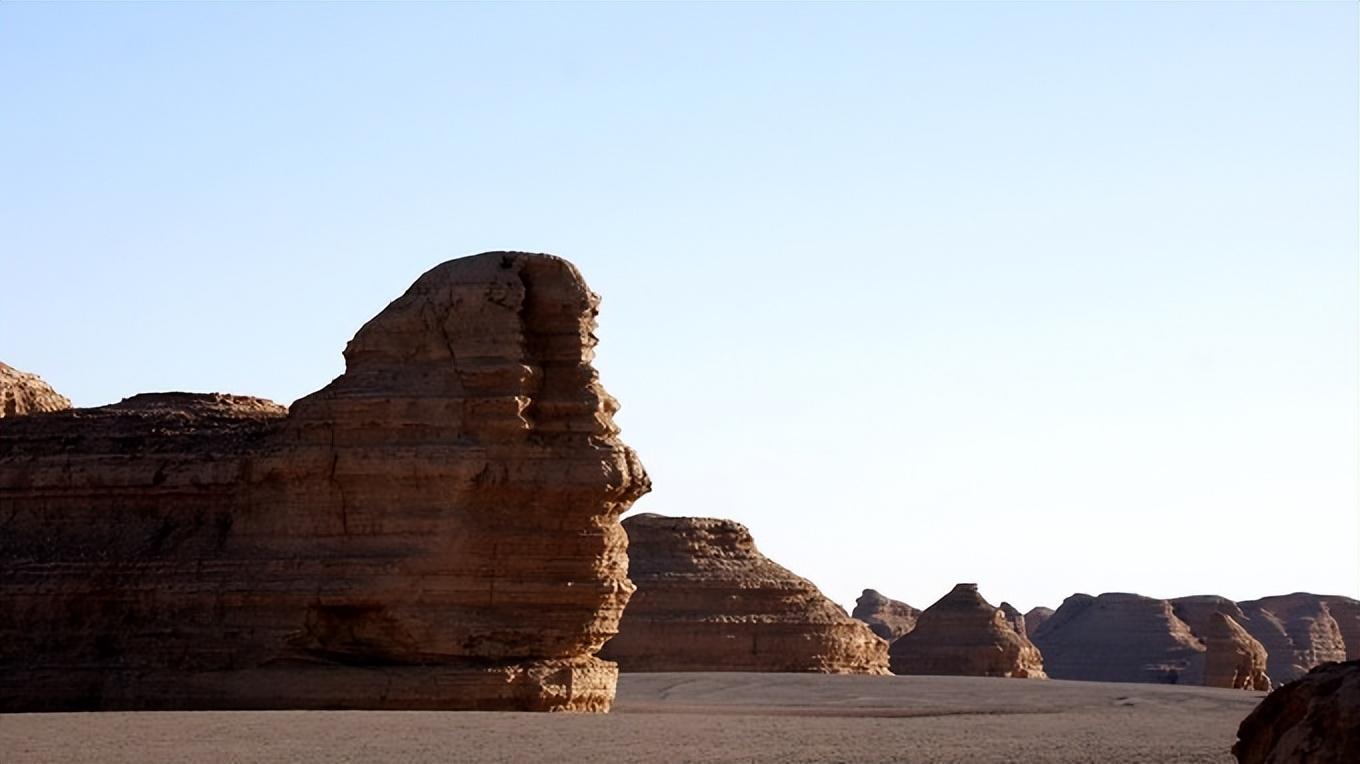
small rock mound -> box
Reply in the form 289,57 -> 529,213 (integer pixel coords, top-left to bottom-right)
889,583 -> 1047,678
0,362 -> 71,418
601,514 -> 889,674
1025,606 -> 1055,636
852,589 -> 920,642
1205,612 -> 1272,691
1233,660 -> 1360,763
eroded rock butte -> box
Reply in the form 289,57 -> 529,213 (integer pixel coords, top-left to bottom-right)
600,514 -> 889,674
852,589 -> 920,643
0,362 -> 71,418
0,252 -> 649,712
1204,612 -> 1272,691
1032,593 -> 1204,684
889,583 -> 1047,678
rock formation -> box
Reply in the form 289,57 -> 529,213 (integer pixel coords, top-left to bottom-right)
1031,593 -> 1204,684
1171,594 -> 1249,641
600,514 -> 889,674
889,584 -> 1047,678
0,361 -> 71,417
852,589 -> 920,642
1321,595 -> 1360,660
999,602 -> 1028,638
0,251 -> 649,712
1237,594 -> 1348,684
1025,606 -> 1055,636
1205,612 -> 1272,691
1233,660 -> 1360,763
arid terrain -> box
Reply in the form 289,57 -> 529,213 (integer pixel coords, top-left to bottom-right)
2,673 -> 1263,763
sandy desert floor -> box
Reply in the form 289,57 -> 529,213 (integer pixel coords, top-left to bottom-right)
1,672 -> 1263,763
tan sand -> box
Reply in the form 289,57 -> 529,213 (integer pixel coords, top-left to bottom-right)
1,673 -> 1261,763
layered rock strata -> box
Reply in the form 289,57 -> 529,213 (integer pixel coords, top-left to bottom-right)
1205,612 -> 1272,691
1237,594 -> 1348,684
0,251 -> 649,712
1032,593 -> 1204,684
852,589 -> 920,643
889,584 -> 1047,678
600,514 -> 889,674
0,362 -> 71,417
1233,660 -> 1360,763
999,602 -> 1028,638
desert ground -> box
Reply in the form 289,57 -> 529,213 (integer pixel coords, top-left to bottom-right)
2,673 -> 1261,763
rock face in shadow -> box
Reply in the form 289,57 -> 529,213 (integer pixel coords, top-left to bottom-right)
1233,660 -> 1360,763
1032,593 -> 1204,684
0,252 -> 649,712
0,362 -> 71,418
889,584 -> 1047,678
999,602 -> 1028,638
600,514 -> 889,674
1025,606 -> 1055,636
1237,594 -> 1349,684
852,589 -> 920,643
1205,612 -> 1272,691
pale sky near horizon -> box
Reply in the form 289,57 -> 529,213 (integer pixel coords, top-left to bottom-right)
2,2 -> 1356,614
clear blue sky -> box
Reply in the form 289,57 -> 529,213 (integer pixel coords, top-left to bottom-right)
3,2 -> 1356,612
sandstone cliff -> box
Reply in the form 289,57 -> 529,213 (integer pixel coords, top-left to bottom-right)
600,514 -> 889,674
1237,594 -> 1348,684
1031,593 -> 1204,684
852,589 -> 920,643
1205,612 -> 1272,691
1233,660 -> 1360,763
1024,606 -> 1054,636
889,584 -> 1046,678
0,252 -> 649,712
0,362 -> 71,417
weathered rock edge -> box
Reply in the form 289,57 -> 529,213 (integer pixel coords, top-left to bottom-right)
0,252 -> 649,712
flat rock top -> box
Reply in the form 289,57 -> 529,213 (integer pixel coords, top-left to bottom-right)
0,674 -> 1264,764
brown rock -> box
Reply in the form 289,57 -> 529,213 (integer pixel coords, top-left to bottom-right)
1315,595 -> 1360,661
999,602 -> 1028,639
1205,612 -> 1272,691
1172,594 -> 1249,641
0,251 -> 649,712
889,584 -> 1047,678
1025,606 -> 1055,636
1031,593 -> 1204,684
1237,594 -> 1348,684
0,362 -> 71,417
852,589 -> 920,642
600,514 -> 889,674
1233,660 -> 1360,763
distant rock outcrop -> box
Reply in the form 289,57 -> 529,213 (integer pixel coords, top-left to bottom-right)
1314,595 -> 1360,661
889,584 -> 1046,678
1233,660 -> 1360,763
1032,593 -> 1204,684
852,589 -> 920,643
601,514 -> 889,674
999,602 -> 1028,638
0,362 -> 71,418
0,252 -> 649,712
1237,594 -> 1348,684
1205,612 -> 1272,691
1024,607 -> 1055,636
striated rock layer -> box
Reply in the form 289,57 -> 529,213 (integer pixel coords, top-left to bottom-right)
0,362 -> 71,417
0,252 -> 649,712
1233,660 -> 1360,763
1205,612 -> 1272,691
600,514 -> 889,674
889,584 -> 1047,678
852,589 -> 920,643
1236,594 -> 1349,684
1032,593 -> 1204,684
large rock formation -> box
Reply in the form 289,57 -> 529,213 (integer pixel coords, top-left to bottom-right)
1025,606 -> 1055,636
889,584 -> 1047,678
852,589 -> 920,642
600,514 -> 889,674
1237,594 -> 1348,684
0,361 -> 71,417
1171,594 -> 1249,641
1233,660 -> 1360,763
0,252 -> 649,712
1205,612 -> 1272,691
1322,595 -> 1360,660
1032,593 -> 1204,684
